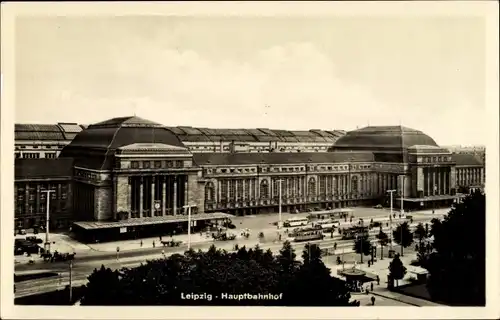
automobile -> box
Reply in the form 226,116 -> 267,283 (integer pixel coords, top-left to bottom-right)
373,204 -> 383,209
17,229 -> 27,235
26,236 -> 43,244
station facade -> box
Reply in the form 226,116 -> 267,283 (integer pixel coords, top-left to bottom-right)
14,116 -> 485,240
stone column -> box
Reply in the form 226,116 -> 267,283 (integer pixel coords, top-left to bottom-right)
184,177 -> 188,208
242,179 -> 246,201
173,177 -> 177,216
139,176 -> 144,217
36,184 -> 41,213
437,168 -> 441,195
25,183 -> 29,215
128,177 -> 132,213
151,176 -> 155,216
218,180 -> 222,202
162,177 -> 166,216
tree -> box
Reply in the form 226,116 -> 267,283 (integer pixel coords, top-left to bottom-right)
81,242 -> 359,307
388,254 -> 407,287
287,243 -> 358,306
425,191 -> 485,306
353,234 -> 372,263
392,222 -> 413,256
376,230 -> 389,260
413,223 -> 427,247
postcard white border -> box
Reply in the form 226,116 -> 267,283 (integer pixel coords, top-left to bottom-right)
1,1 -> 499,319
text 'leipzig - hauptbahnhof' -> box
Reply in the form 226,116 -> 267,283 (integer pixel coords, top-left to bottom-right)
14,116 -> 485,242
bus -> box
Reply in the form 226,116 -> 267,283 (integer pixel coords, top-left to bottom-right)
292,228 -> 324,242
308,208 -> 355,221
341,226 -> 369,240
312,219 -> 339,232
283,217 -> 309,228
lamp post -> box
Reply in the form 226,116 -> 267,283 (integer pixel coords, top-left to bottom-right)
277,178 -> 284,229
399,175 -> 405,216
40,189 -> 55,253
182,204 -> 197,250
69,259 -> 73,303
387,189 -> 396,253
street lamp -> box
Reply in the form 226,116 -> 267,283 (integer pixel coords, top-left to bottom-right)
387,189 -> 396,253
277,178 -> 284,229
398,175 -> 405,216
40,189 -> 55,252
182,204 -> 197,250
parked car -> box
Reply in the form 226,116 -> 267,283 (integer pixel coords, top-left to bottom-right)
373,204 -> 383,209
17,229 -> 27,235
26,236 -> 43,244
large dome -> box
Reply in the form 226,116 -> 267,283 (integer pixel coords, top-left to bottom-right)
59,116 -> 186,170
332,125 -> 439,153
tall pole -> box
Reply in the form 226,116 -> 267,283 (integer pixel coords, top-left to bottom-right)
400,175 -> 404,216
278,179 -> 283,229
188,205 -> 191,250
41,189 -> 55,252
183,204 -> 195,250
69,260 -> 73,303
387,189 -> 396,253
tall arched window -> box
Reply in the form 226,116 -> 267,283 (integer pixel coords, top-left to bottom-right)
308,177 -> 316,196
205,182 -> 215,202
351,176 -> 358,194
319,176 -> 326,196
260,179 -> 269,199
220,180 -> 228,201
273,179 -> 280,199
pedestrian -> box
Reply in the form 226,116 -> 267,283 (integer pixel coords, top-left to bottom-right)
368,261 -> 371,267
140,240 -> 143,247
415,244 -> 419,251
159,235 -> 162,241
161,249 -> 165,257
334,242 -> 337,251
376,275 -> 380,285
153,240 -> 156,248
370,282 -> 374,291
393,213 -> 396,219
371,296 -> 376,306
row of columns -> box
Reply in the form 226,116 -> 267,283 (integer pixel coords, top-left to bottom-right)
212,173 -> 402,203
424,167 -> 450,196
128,175 -> 188,217
457,167 -> 483,186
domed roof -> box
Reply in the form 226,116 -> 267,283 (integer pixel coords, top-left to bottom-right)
333,126 -> 438,152
59,116 -> 186,170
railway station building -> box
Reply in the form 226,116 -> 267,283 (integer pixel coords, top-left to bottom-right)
14,116 -> 485,241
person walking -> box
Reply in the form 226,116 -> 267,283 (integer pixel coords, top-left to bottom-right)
153,240 -> 156,248
140,240 -> 143,247
376,275 -> 380,285
371,296 -> 376,306
370,282 -> 374,291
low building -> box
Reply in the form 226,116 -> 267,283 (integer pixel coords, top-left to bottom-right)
13,116 -> 485,241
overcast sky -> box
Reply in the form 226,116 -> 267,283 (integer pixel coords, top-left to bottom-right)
15,15 -> 487,145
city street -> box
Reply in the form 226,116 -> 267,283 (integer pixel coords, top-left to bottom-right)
14,207 -> 448,299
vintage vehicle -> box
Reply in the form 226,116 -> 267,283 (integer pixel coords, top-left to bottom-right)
26,236 -> 43,244
283,217 -> 309,228
312,219 -> 339,232
341,226 -> 369,240
41,251 -> 76,262
212,231 -> 237,241
292,229 -> 324,242
160,240 -> 182,247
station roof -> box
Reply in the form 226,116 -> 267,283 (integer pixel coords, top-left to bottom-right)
333,126 -> 439,152
15,158 -> 74,180
451,153 -> 484,166
73,212 -> 233,230
193,151 -> 375,166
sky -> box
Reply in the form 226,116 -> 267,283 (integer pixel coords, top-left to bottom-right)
15,15 -> 487,145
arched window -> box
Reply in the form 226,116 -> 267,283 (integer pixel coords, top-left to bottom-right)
351,176 -> 358,194
273,179 -> 280,198
205,182 -> 215,202
260,179 -> 269,199
308,177 -> 316,196
319,176 -> 326,196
